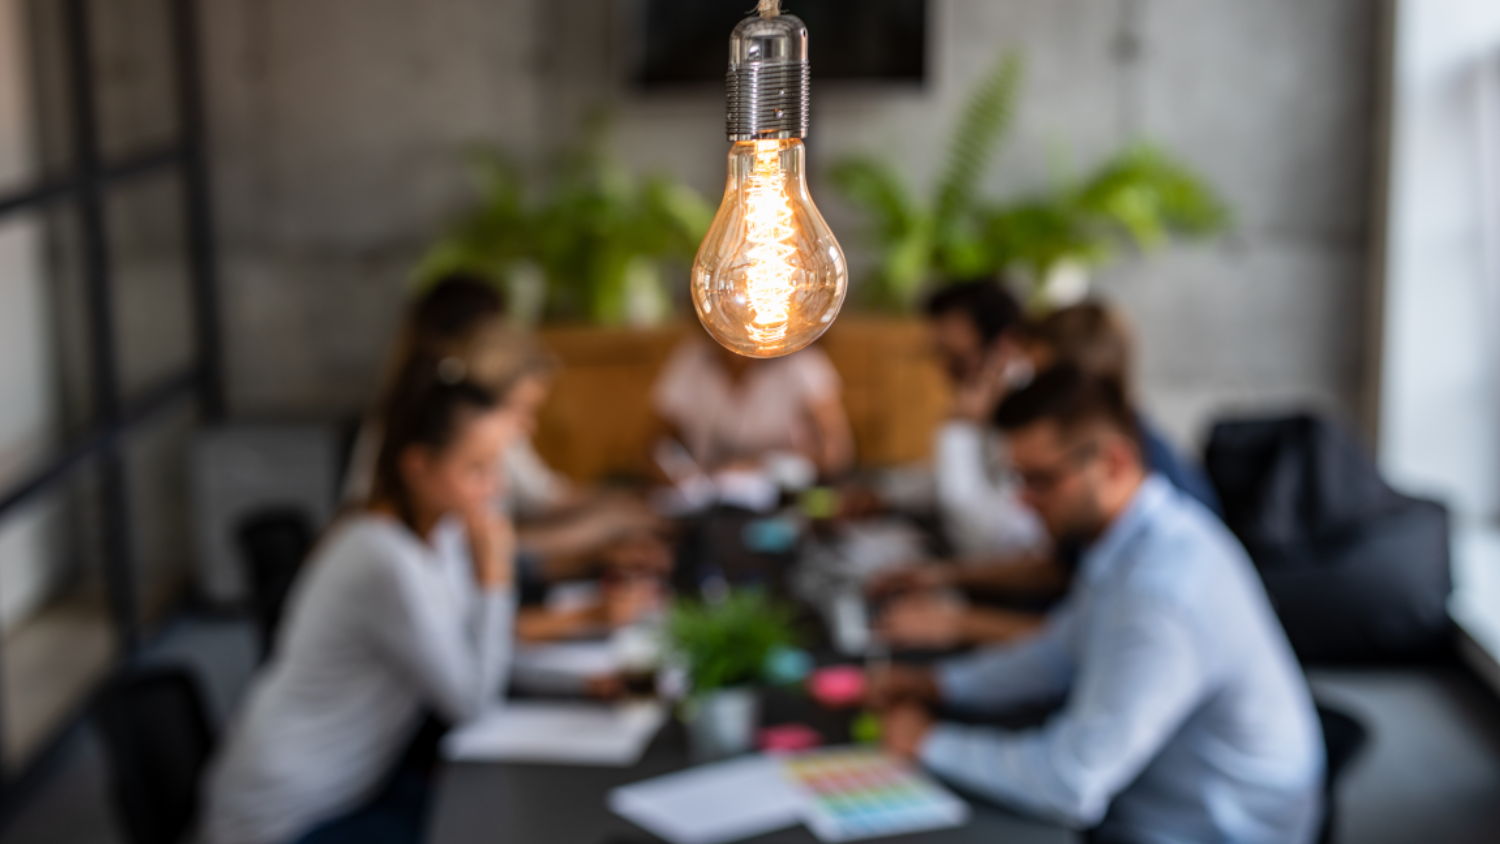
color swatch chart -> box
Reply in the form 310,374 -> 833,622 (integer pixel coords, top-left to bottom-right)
781,747 -> 970,842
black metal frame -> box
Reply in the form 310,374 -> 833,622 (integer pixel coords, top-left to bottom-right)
0,0 -> 221,774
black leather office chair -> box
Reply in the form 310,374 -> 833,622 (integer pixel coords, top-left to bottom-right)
94,666 -> 215,844
236,506 -> 315,658
1316,701 -> 1368,844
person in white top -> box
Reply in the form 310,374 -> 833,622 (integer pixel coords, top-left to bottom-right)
923,281 -> 1048,558
865,281 -> 1051,651
651,333 -> 855,478
201,360 -> 521,844
344,278 -> 670,588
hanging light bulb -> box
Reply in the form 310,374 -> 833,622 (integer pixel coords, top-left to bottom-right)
692,2 -> 847,359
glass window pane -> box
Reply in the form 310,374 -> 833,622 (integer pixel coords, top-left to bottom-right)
0,213 -> 58,480
0,466 -> 115,773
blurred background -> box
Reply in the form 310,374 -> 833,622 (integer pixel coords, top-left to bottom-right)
0,0 -> 1498,842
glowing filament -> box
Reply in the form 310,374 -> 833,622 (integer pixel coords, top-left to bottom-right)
742,140 -> 799,343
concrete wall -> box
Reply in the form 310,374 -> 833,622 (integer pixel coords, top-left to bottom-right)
198,0 -> 1379,452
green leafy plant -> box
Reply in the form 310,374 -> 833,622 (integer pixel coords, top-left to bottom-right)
416,119 -> 712,325
665,589 -> 801,697
830,52 -> 1229,310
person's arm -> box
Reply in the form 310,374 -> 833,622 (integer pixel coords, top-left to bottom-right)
877,596 -> 1045,650
961,607 -> 1047,644
361,521 -> 516,723
933,603 -> 1078,713
516,571 -> 663,642
867,552 -> 1068,601
947,554 -> 1072,596
920,597 -> 1205,828
788,348 -> 854,478
807,393 -> 855,477
518,503 -> 670,582
516,605 -> 605,642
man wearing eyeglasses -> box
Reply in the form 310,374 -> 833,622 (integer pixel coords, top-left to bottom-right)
870,366 -> 1325,844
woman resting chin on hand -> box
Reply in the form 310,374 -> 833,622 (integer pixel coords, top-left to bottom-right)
201,359 -> 523,844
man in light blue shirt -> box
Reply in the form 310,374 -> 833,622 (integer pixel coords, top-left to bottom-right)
873,366 -> 1325,844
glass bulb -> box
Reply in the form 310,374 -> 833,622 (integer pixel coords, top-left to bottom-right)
692,138 -> 848,358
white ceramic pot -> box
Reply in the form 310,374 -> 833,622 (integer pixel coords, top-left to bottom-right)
682,687 -> 760,762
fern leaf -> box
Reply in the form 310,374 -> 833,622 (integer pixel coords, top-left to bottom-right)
935,52 -> 1023,226
1074,144 -> 1230,251
828,157 -> 918,238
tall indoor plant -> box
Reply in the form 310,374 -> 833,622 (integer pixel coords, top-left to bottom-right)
831,52 -> 1230,309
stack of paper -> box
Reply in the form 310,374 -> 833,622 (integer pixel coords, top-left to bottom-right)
608,755 -> 804,844
442,701 -> 665,766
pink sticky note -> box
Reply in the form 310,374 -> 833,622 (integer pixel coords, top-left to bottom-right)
759,723 -> 823,753
809,665 -> 866,708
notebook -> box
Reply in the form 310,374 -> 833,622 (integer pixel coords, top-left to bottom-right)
782,747 -> 970,842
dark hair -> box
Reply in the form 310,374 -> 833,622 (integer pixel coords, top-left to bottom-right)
993,364 -> 1141,451
370,355 -> 499,528
1025,301 -> 1133,391
410,274 -> 505,349
374,275 -> 508,419
924,280 -> 1023,346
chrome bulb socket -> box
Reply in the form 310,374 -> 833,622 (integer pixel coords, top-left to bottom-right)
726,14 -> 810,142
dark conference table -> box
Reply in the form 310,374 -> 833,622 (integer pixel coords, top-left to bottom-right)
425,717 -> 1079,844
428,507 -> 1080,844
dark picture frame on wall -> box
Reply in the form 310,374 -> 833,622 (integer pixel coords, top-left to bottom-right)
627,0 -> 927,89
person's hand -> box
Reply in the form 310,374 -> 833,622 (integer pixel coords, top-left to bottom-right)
881,702 -> 934,760
866,564 -> 954,600
464,508 -> 515,591
601,575 -> 663,628
585,674 -> 625,701
865,663 -> 939,711
599,533 -> 674,576
951,348 -> 1011,423
835,483 -> 885,521
877,595 -> 969,650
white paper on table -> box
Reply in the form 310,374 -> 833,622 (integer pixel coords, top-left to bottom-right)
510,641 -> 616,696
442,701 -> 665,766
712,469 -> 780,513
545,580 -> 603,613
511,640 -> 619,687
836,519 -> 927,579
609,754 -> 804,844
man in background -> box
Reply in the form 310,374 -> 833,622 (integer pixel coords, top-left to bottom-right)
923,281 -> 1048,558
875,298 -> 1223,649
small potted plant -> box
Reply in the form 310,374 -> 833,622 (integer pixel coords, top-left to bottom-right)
665,589 -> 806,761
